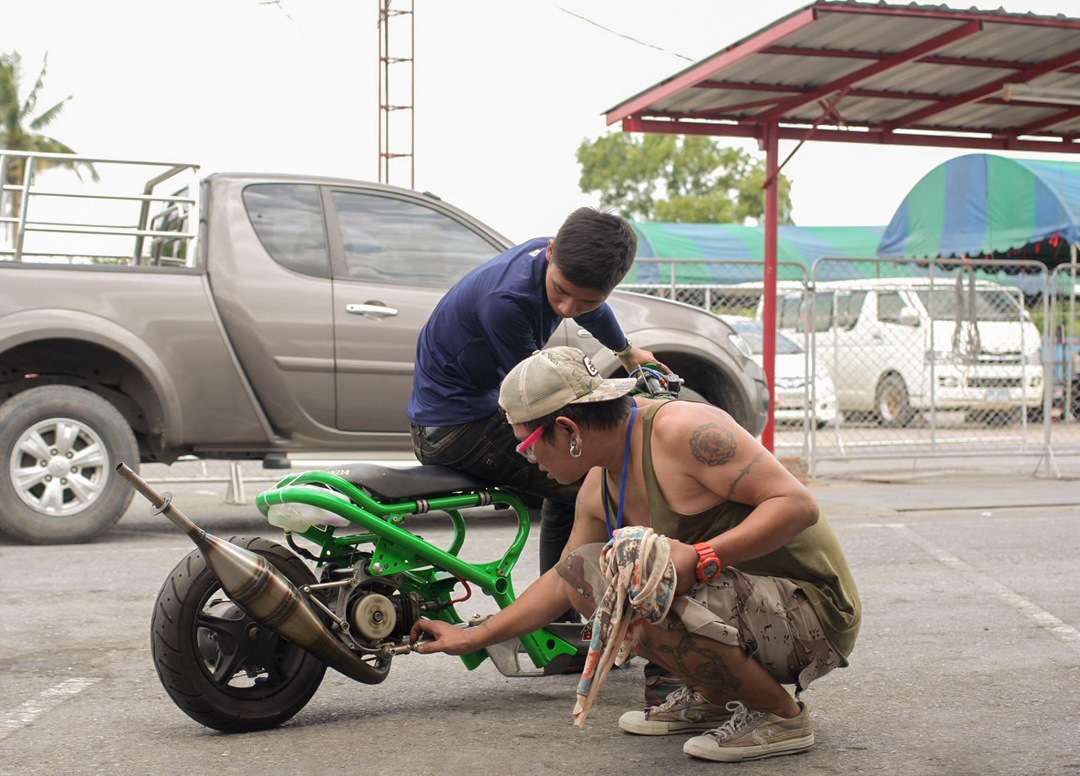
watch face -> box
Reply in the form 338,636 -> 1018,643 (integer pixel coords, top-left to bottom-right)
700,559 -> 720,580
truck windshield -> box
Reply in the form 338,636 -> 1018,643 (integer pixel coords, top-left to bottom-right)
915,288 -> 1021,321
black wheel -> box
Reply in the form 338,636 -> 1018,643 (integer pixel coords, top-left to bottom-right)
151,536 -> 327,732
0,386 -> 138,543
875,374 -> 914,428
1071,379 -> 1080,421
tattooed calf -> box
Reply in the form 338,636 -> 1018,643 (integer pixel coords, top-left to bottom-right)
689,422 -> 736,466
643,632 -> 744,694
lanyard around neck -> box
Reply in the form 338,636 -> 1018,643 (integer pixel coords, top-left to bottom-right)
603,402 -> 637,540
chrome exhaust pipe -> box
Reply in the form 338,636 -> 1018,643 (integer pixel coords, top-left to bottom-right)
117,463 -> 387,685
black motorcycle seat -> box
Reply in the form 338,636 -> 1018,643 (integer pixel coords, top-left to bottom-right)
318,463 -> 495,501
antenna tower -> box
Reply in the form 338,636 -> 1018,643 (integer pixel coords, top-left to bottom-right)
377,0 -> 414,188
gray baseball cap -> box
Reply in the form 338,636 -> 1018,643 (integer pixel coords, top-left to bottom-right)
499,347 -> 637,424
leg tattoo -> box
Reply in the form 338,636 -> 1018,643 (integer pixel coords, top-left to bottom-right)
646,633 -> 744,695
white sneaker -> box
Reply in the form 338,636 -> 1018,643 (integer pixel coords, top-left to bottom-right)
683,701 -> 814,762
619,685 -> 733,736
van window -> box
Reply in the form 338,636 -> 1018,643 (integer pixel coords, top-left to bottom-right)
877,291 -> 906,324
835,290 -> 866,330
779,294 -> 803,330
331,191 -> 498,287
777,290 -> 834,332
914,288 -> 1020,321
811,291 -> 833,332
242,183 -> 329,278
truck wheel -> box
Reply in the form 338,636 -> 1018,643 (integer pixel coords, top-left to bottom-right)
678,386 -> 708,403
0,386 -> 139,544
875,374 -> 914,428
151,536 -> 327,732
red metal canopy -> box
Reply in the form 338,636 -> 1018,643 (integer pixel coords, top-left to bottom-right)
603,0 -> 1080,451
605,1 -> 1080,152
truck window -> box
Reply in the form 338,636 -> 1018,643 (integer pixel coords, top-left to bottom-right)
242,184 -> 330,278
330,191 -> 497,288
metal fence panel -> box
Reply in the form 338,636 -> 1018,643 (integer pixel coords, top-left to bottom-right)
620,256 -> 1080,478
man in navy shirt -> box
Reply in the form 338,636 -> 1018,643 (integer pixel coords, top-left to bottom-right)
408,207 -> 663,575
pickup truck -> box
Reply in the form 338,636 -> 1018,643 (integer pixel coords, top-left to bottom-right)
0,150 -> 768,544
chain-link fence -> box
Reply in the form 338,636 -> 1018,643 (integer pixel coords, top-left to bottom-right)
621,256 -> 1080,478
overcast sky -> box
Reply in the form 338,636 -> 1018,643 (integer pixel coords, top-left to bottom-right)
3,0 -> 1079,243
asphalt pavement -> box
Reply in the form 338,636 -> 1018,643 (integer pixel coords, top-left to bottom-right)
0,457 -> 1077,776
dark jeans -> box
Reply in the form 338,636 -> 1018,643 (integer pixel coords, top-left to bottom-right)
410,412 -> 580,574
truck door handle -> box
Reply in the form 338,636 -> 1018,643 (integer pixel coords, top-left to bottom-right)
346,303 -> 399,318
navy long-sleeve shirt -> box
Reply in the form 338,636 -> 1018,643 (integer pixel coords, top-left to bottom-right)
407,238 -> 627,426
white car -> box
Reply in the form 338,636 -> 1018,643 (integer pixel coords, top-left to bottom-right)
721,316 -> 838,428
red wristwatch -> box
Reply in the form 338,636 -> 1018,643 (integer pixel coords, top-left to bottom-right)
693,542 -> 722,584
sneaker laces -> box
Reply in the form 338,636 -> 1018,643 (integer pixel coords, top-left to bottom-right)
652,684 -> 696,712
707,702 -> 765,740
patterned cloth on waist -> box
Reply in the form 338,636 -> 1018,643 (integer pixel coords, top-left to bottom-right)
563,527 -> 676,727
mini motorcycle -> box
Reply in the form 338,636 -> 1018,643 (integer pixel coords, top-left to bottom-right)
124,368 -> 680,733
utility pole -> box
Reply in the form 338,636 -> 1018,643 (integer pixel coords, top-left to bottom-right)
377,0 -> 414,188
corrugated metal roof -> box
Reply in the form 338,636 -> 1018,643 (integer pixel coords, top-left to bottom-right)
605,1 -> 1080,153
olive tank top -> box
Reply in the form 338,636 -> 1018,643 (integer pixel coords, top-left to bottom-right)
608,401 -> 861,660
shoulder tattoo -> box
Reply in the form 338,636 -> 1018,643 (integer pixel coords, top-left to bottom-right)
689,422 -> 736,467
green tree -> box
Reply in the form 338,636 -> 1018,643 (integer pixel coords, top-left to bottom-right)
577,132 -> 792,224
1,51 -> 98,219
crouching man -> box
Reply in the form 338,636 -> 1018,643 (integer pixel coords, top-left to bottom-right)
411,347 -> 861,763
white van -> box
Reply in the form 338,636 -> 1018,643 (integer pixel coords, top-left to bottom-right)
760,277 -> 1044,426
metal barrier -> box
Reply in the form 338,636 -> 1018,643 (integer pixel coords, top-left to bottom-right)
620,256 -> 1080,478
0,150 -> 199,266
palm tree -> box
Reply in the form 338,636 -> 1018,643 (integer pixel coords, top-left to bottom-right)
1,51 -> 98,237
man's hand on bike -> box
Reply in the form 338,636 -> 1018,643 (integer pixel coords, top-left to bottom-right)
618,346 -> 670,376
410,618 -> 480,656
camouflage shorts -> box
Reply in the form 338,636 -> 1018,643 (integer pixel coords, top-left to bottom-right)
557,543 -> 842,691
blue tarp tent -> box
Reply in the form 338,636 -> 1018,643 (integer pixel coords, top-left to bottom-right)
878,153 -> 1080,262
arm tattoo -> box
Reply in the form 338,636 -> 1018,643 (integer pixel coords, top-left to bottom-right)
647,633 -> 743,694
726,450 -> 765,500
689,423 -> 736,467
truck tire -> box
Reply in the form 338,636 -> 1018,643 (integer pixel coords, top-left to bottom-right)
151,536 -> 327,732
0,385 -> 139,544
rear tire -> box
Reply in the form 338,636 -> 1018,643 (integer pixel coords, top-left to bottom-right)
150,536 -> 327,732
875,374 -> 914,428
0,386 -> 138,543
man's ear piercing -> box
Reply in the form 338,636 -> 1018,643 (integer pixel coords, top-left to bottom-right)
569,438 -> 582,458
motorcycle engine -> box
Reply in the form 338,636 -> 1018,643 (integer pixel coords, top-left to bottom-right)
347,588 -> 423,646
318,562 -> 424,651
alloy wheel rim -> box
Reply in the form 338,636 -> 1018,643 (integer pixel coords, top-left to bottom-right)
10,416 -> 108,517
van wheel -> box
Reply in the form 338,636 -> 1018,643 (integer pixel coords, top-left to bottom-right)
875,375 -> 914,428
0,386 -> 138,543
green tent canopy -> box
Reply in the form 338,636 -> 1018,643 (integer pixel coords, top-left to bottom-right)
626,223 -> 885,285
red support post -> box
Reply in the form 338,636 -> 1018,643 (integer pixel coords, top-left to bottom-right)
760,121 -> 779,452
